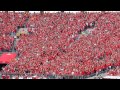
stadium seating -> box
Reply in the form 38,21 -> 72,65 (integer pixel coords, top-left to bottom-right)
0,11 -> 119,79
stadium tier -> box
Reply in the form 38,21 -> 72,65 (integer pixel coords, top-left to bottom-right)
0,11 -> 119,79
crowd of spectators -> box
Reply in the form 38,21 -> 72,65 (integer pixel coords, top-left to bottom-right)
0,11 -> 120,79
107,66 -> 120,76
0,12 -> 27,51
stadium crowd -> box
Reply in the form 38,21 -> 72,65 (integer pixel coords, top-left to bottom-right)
0,12 -> 26,52
107,66 -> 120,76
0,11 -> 120,79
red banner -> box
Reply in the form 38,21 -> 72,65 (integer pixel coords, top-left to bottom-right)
0,52 -> 17,64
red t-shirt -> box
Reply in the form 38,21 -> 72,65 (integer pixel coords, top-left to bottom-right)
81,71 -> 85,75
